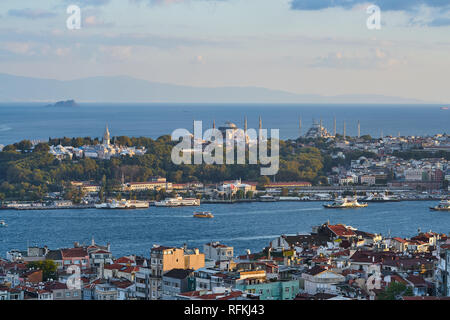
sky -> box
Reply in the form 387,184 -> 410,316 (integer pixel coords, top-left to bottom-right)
0,0 -> 449,103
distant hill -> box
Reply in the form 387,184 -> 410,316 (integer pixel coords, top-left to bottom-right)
0,73 -> 431,104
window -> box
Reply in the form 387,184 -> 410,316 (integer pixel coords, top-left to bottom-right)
66,292 -> 71,297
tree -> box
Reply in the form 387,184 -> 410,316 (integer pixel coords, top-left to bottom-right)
257,176 -> 270,189
27,260 -> 57,281
16,140 -> 33,153
377,282 -> 413,300
33,143 -> 50,153
2,145 -> 17,152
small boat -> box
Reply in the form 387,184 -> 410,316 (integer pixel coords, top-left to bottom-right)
430,200 -> 450,211
440,107 -> 449,110
0,220 -> 7,227
323,197 -> 368,209
193,211 -> 214,218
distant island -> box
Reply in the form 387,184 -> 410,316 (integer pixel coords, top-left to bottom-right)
46,100 -> 79,107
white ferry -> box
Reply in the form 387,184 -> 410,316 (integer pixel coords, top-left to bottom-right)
154,197 -> 200,207
323,197 -> 368,209
259,195 -> 277,202
95,199 -> 149,209
364,193 -> 400,202
430,200 -> 450,211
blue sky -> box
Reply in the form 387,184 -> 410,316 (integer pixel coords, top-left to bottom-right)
0,0 -> 449,102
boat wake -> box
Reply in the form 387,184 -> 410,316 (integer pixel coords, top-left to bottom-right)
0,125 -> 12,132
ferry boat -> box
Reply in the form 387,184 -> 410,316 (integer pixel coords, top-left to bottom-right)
95,199 -> 149,209
323,197 -> 368,209
0,220 -> 7,227
430,200 -> 450,211
259,195 -> 277,202
154,197 -> 200,207
193,211 -> 214,218
363,193 -> 400,202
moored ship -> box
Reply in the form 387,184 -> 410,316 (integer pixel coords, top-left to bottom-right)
363,193 -> 400,202
193,211 -> 214,218
323,197 -> 368,209
430,200 -> 450,211
154,197 -> 200,207
95,199 -> 149,209
259,195 -> 277,202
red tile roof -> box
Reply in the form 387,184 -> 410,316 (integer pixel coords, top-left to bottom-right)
392,237 -> 408,244
61,248 -> 88,258
328,224 -> 356,237
115,257 -> 135,264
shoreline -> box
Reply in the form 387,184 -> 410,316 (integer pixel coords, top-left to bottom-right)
0,198 -> 443,210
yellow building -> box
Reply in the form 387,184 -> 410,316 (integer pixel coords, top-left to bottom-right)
149,246 -> 204,300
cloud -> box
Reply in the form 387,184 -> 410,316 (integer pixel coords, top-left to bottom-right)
190,55 -> 205,64
290,0 -> 450,12
62,0 -> 111,6
99,45 -> 133,60
3,42 -> 33,55
84,15 -> 115,28
0,28 -> 226,50
427,17 -> 450,26
310,49 -> 407,69
130,0 -> 225,6
8,8 -> 57,19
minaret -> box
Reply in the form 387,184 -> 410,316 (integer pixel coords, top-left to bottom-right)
213,119 -> 215,129
319,118 -> 323,137
343,121 -> 346,140
103,125 -> 110,146
357,120 -> 361,138
299,117 -> 302,138
258,116 -> 263,141
333,116 -> 336,137
244,116 -> 248,143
